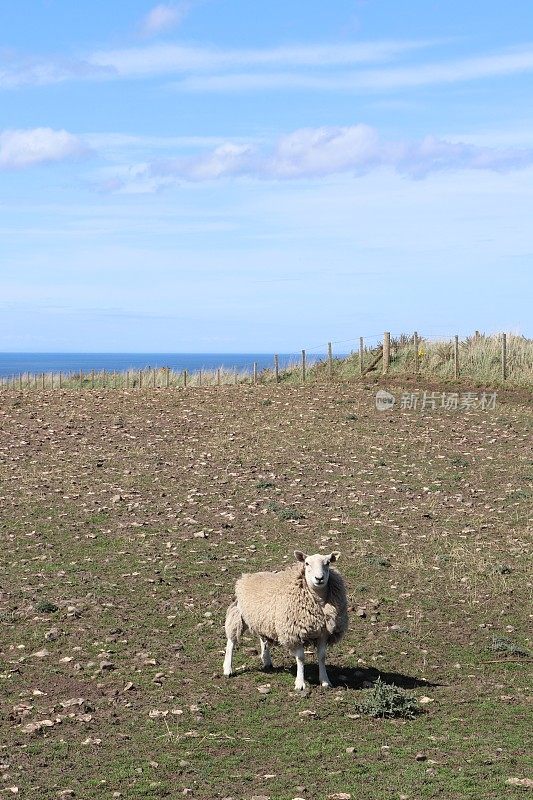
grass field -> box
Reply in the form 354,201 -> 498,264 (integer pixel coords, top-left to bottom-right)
1,381 -> 531,799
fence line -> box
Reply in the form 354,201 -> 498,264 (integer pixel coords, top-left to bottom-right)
0,332 -> 529,391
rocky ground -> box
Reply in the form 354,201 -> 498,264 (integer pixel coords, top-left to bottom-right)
1,382 -> 531,799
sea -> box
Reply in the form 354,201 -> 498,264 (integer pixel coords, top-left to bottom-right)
0,352 -> 327,379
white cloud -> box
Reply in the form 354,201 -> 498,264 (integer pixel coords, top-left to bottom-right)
269,127 -> 533,178
89,39 -> 437,77
102,124 -> 533,191
3,37 -> 533,93
352,46 -> 533,90
140,3 -> 190,37
268,125 -> 381,177
0,53 -> 114,89
166,143 -> 255,180
178,72 -> 341,92
0,128 -> 89,169
172,45 -> 533,93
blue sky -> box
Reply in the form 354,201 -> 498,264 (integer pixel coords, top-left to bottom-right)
1,0 -> 532,352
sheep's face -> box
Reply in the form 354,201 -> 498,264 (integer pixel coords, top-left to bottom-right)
294,550 -> 340,591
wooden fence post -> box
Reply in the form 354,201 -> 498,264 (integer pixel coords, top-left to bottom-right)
139,370 -> 143,389
41,372 -> 45,391
198,369 -> 202,387
327,342 -> 333,380
233,367 -> 237,385
217,368 -> 221,387
126,370 -> 130,389
19,373 -> 23,391
414,331 -> 419,375
91,369 -> 95,389
183,369 -> 188,388
359,337 -> 364,375
253,362 -> 257,385
165,368 -> 170,388
274,354 -> 279,383
454,335 -> 460,379
501,333 -> 507,381
383,332 -> 390,374
301,350 -> 306,383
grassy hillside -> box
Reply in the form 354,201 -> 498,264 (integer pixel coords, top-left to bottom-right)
3,333 -> 532,390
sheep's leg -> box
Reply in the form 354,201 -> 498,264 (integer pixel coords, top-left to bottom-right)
317,637 -> 332,688
291,645 -> 306,691
223,601 -> 247,677
260,637 -> 273,670
223,639 -> 234,676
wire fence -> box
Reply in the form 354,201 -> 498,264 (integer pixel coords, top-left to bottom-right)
1,331 -> 531,391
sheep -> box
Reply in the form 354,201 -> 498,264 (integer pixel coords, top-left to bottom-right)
223,550 -> 348,690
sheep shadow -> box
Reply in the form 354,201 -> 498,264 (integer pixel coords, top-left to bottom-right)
234,662 -> 438,690
322,664 -> 439,690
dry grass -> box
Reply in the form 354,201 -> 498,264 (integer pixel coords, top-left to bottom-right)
387,332 -> 533,386
2,333 -> 531,391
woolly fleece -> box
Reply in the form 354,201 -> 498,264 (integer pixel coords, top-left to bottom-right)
230,562 -> 348,649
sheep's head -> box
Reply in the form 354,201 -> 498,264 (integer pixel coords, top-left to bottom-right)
294,550 -> 340,591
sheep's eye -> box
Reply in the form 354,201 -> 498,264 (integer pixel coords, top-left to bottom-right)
305,561 -> 309,567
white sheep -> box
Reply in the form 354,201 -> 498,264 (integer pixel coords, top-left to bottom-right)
223,550 -> 348,690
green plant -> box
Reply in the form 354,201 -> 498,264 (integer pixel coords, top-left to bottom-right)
450,456 -> 470,468
490,636 -> 530,657
266,501 -> 305,520
365,554 -> 391,568
493,564 -> 513,575
255,480 -> 275,489
356,678 -> 421,719
36,600 -> 59,613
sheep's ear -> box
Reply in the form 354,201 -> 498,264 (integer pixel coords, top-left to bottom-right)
329,551 -> 341,563
294,550 -> 306,563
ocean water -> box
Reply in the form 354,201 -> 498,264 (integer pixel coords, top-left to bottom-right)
0,352 -> 326,379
